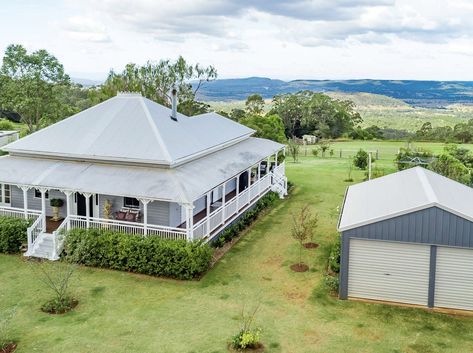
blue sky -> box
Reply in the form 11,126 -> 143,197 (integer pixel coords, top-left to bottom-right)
1,0 -> 473,81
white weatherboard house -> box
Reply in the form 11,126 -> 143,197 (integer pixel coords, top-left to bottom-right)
338,167 -> 473,312
0,92 -> 287,260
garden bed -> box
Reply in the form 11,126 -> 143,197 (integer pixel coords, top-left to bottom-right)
228,343 -> 265,352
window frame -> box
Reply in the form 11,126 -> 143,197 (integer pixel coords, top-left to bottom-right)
0,184 -> 11,206
34,189 -> 49,199
123,197 -> 140,209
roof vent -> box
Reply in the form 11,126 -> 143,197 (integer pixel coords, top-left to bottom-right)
170,87 -> 178,121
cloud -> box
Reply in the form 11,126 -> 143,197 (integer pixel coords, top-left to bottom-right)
62,16 -> 111,43
75,0 -> 473,49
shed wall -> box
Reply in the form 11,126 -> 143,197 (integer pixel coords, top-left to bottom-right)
340,206 -> 473,300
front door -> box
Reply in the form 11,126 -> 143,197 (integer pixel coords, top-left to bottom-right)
76,193 -> 94,217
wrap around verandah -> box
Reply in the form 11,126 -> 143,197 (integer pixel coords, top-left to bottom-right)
0,147 -> 287,260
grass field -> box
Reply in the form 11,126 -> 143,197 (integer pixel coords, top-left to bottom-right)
2,141 -> 473,353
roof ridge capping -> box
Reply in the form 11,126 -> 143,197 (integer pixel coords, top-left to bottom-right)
117,91 -> 142,97
415,166 -> 438,204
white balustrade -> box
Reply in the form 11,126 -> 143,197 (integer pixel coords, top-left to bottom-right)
224,198 -> 237,221
192,218 -> 207,240
0,206 -> 41,220
67,215 -> 187,241
26,215 -> 43,252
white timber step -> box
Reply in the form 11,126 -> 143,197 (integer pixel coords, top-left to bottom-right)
26,233 -> 59,260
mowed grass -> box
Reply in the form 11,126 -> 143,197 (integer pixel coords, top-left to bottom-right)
2,142 -> 473,352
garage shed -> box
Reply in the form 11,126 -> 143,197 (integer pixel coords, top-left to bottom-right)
338,166 -> 473,311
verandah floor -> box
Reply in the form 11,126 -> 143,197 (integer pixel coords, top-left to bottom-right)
178,189 -> 237,228
46,217 -> 63,233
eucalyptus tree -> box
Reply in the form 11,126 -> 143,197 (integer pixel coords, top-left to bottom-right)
0,44 -> 72,132
90,56 -> 217,116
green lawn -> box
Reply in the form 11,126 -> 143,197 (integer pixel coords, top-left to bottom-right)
2,144 -> 473,353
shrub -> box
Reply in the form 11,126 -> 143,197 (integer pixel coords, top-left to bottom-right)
31,261 -> 77,314
231,303 -> 262,350
232,328 -> 262,350
288,139 -> 300,162
213,192 -> 279,247
50,198 -> 64,207
41,296 -> 77,314
0,216 -> 30,254
323,274 -> 339,293
328,238 -> 341,273
311,148 -> 319,157
65,229 -> 213,280
353,149 -> 372,170
395,147 -> 433,171
0,119 -> 14,131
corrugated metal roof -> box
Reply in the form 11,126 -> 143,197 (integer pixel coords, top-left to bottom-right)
338,166 -> 473,231
0,137 -> 283,203
2,93 -> 255,167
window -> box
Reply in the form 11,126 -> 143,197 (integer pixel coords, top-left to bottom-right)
0,184 -> 10,205
124,197 -> 140,208
34,189 -> 49,199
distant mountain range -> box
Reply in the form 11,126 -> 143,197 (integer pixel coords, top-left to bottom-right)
196,77 -> 473,107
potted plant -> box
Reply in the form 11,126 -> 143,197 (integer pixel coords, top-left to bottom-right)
49,198 -> 64,221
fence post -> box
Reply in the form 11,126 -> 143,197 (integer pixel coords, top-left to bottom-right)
339,149 -> 342,158
376,149 -> 379,160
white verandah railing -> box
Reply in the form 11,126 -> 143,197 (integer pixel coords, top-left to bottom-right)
66,215 -> 187,240
0,206 -> 41,220
192,172 -> 274,241
0,207 -> 42,255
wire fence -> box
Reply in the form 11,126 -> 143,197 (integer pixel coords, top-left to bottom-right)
299,146 -> 393,160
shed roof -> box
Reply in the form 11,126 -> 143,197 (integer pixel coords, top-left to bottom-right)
0,137 -> 283,203
338,167 -> 473,231
2,93 -> 254,167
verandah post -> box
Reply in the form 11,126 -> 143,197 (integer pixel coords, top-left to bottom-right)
83,192 -> 92,228
61,190 -> 73,230
221,182 -> 226,225
20,185 -> 29,220
235,175 -> 240,211
257,161 -> 261,194
206,191 -> 211,236
40,187 -> 48,233
139,198 -> 151,236
185,203 -> 194,241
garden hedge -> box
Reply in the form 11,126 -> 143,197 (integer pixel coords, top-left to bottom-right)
0,216 -> 30,254
64,229 -> 213,280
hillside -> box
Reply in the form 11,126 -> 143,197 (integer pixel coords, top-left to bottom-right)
208,91 -> 473,132
197,77 -> 473,107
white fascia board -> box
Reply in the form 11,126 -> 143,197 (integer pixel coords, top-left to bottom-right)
338,202 -> 473,232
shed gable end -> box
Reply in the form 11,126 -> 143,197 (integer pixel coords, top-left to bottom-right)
342,206 -> 473,248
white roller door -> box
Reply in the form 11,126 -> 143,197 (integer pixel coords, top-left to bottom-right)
435,247 -> 473,311
348,239 -> 431,305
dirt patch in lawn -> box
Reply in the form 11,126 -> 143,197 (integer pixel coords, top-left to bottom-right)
1,343 -> 17,353
303,242 -> 319,249
290,263 -> 309,272
228,343 -> 265,352
284,290 -> 307,303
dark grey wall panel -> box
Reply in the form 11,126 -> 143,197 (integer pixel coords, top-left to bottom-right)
342,206 -> 473,248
